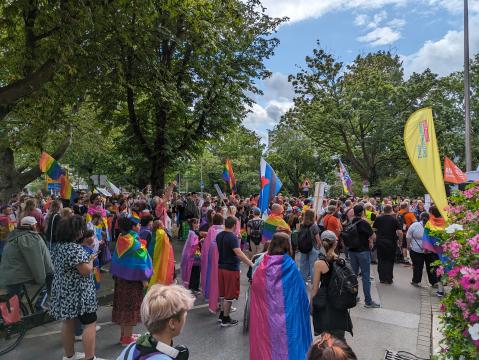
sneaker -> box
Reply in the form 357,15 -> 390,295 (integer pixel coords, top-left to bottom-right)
411,282 -> 421,288
436,291 -> 444,298
217,312 -> 224,323
221,317 -> 239,327
230,307 -> 237,313
96,325 -> 101,332
364,301 -> 381,308
119,334 -> 140,346
62,352 -> 85,360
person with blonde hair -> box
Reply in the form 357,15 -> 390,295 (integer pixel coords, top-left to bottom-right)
116,284 -> 194,360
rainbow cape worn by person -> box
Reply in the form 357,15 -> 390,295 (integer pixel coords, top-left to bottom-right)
148,228 -> 175,287
110,231 -> 152,281
262,214 -> 290,243
180,230 -> 200,288
423,215 -> 447,261
201,225 -> 223,303
250,254 -> 312,360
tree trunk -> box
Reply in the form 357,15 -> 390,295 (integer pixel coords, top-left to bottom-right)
150,157 -> 166,195
0,128 -> 72,204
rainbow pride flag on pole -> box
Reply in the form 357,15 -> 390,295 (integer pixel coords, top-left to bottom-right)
222,159 -> 237,194
250,254 -> 312,360
39,152 -> 63,180
60,174 -> 73,200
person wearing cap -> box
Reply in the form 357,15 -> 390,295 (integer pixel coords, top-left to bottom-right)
311,231 -> 353,339
0,216 -> 53,295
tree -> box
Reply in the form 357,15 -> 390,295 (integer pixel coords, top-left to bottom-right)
266,122 -> 335,194
89,0 -> 285,194
0,1 -> 109,202
285,44 -> 478,195
177,125 -> 265,196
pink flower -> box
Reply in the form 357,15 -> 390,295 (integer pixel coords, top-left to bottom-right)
455,299 -> 468,311
448,266 -> 462,278
439,303 -> 446,312
470,313 -> 479,323
436,266 -> 445,276
465,291 -> 476,303
446,240 -> 462,258
468,235 -> 479,253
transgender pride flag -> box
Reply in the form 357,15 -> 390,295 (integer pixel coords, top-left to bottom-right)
258,158 -> 282,214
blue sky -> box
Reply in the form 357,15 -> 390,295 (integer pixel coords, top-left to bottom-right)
244,0 -> 479,142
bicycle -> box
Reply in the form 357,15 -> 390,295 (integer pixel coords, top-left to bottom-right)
0,284 -> 50,356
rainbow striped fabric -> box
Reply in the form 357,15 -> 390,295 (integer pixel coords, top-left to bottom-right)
110,231 -> 152,281
148,228 -> 175,287
60,175 -> 72,200
39,152 -> 63,180
250,254 -> 312,360
222,159 -> 237,194
423,215 -> 446,257
262,215 -> 290,243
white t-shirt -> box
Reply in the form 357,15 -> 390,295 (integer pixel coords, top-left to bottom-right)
406,221 -> 424,253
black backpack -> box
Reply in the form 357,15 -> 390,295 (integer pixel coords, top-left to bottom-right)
248,219 -> 264,245
397,212 -> 408,231
341,219 -> 362,249
325,256 -> 358,310
297,224 -> 314,253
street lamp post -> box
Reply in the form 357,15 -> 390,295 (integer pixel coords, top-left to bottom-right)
464,0 -> 472,172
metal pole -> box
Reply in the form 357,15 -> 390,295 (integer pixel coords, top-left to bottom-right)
464,0 -> 472,172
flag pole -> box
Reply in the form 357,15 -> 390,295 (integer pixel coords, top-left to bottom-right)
464,0 -> 472,172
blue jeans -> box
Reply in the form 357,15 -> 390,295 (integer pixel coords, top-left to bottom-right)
299,247 -> 320,282
349,250 -> 372,305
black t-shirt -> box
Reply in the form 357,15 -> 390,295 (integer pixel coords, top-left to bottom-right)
349,217 -> 373,252
373,215 -> 401,243
216,231 -> 240,271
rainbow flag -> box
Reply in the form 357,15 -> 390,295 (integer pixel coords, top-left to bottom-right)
423,215 -> 446,258
262,214 -> 290,243
39,152 -> 63,180
110,231 -> 152,281
250,254 -> 312,360
60,175 -> 73,200
339,159 -> 353,195
148,228 -> 175,287
222,159 -> 237,194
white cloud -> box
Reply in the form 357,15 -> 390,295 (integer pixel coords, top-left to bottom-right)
258,0 -> 408,24
261,72 -> 295,101
388,18 -> 406,28
355,14 -> 368,26
367,10 -> 388,28
403,14 -> 479,76
243,100 -> 293,143
358,26 -> 401,45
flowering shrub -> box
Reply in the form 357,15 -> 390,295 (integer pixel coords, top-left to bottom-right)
435,186 -> 479,358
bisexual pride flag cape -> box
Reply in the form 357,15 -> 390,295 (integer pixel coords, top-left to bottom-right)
250,254 -> 312,360
180,230 -> 200,288
262,214 -> 290,244
206,238 -> 220,313
148,228 -> 175,287
201,225 -> 223,304
423,214 -> 447,261
110,231 -> 152,281
258,158 -> 282,215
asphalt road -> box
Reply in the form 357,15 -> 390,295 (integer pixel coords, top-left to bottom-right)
2,260 -> 431,360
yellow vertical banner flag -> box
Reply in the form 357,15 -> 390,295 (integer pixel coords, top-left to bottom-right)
404,107 -> 448,218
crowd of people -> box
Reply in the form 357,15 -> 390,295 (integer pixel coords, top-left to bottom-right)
0,186 -> 442,360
